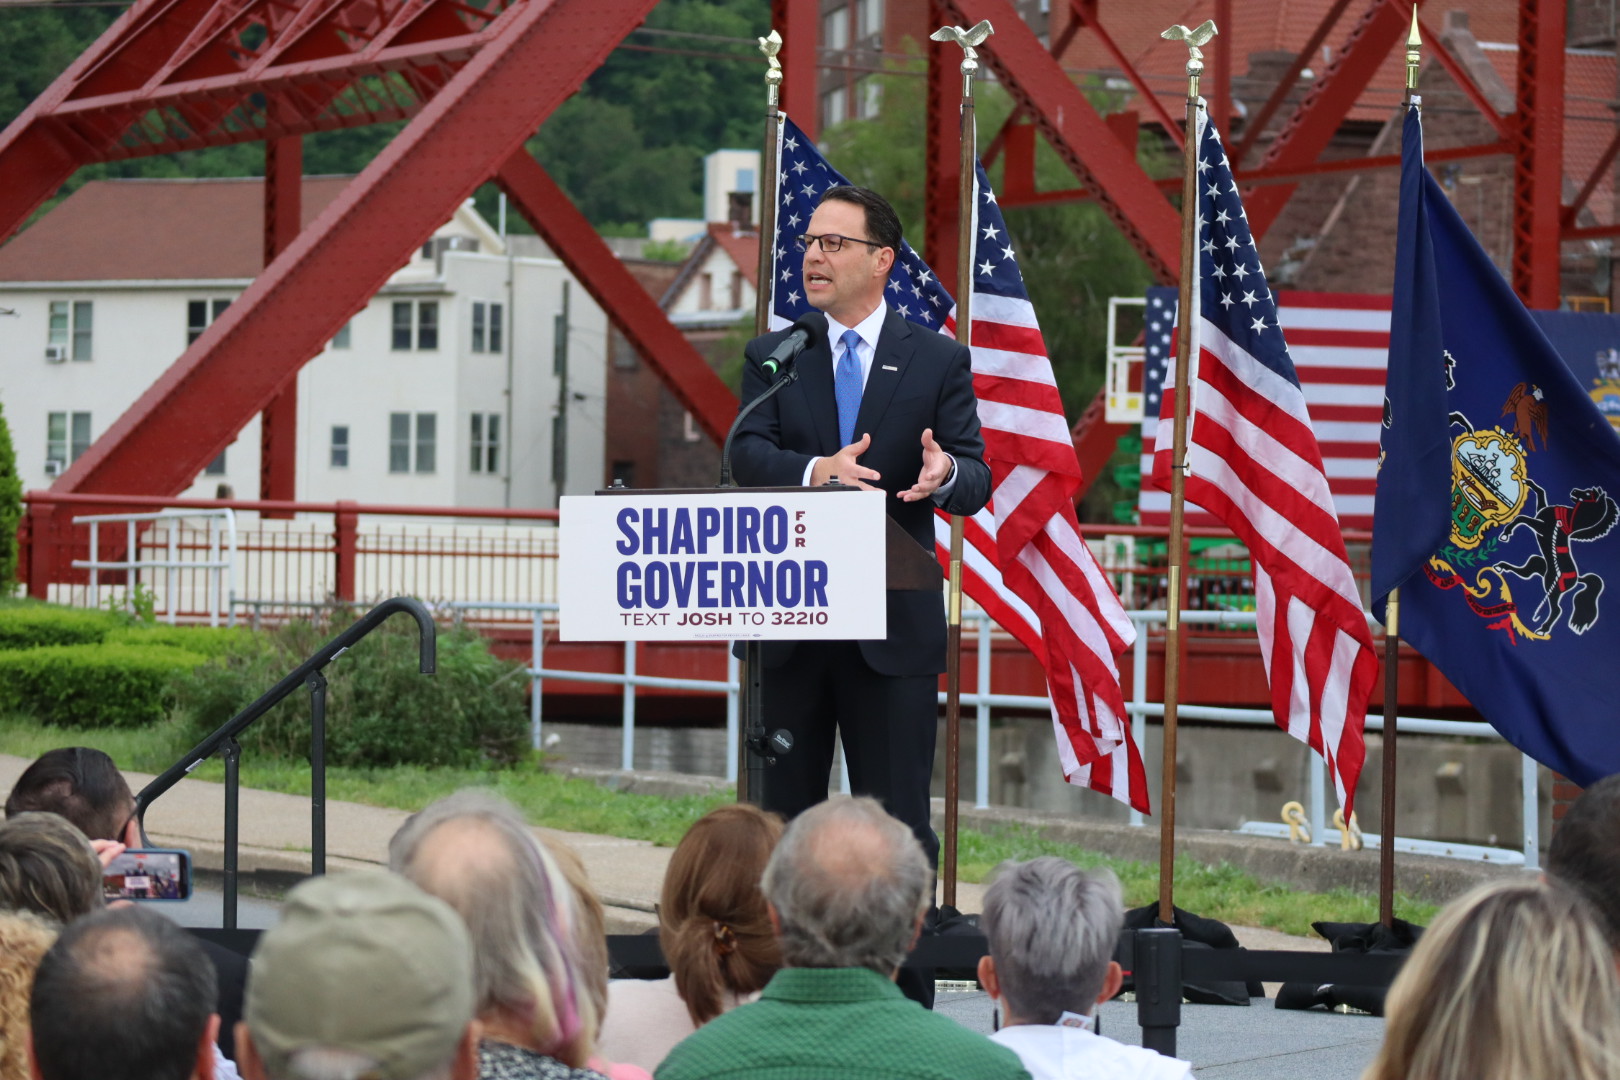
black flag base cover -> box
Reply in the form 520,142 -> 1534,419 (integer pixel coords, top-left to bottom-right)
1274,918 -> 1425,1017
1115,903 -> 1264,1006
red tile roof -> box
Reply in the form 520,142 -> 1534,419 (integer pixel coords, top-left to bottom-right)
0,176 -> 351,282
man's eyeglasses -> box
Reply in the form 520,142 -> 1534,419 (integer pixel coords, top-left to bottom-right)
794,233 -> 885,254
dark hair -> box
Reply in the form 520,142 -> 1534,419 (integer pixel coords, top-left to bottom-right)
31,907 -> 216,1080
817,186 -> 902,253
5,748 -> 134,842
0,813 -> 104,923
660,804 -> 783,1025
1547,774 -> 1620,950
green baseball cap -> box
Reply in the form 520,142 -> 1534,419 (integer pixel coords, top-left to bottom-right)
245,870 -> 476,1080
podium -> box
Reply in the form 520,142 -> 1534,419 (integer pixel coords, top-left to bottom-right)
558,485 -> 942,805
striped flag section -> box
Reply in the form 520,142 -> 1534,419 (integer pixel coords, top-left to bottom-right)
1148,111 -> 1375,814
766,116 -> 1145,811
1139,290 -> 1392,529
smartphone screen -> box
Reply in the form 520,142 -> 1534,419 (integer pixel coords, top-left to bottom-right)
103,848 -> 192,901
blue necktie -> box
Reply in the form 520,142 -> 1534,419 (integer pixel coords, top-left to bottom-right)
834,328 -> 863,447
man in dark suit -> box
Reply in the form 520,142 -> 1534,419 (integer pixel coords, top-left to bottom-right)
731,185 -> 990,869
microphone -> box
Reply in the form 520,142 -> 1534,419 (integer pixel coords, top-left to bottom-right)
761,311 -> 827,377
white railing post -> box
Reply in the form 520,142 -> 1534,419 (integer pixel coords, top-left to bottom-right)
976,611 -> 992,809
1522,753 -> 1540,870
1130,617 -> 1148,828
126,520 -> 136,614
225,510 -> 239,628
167,522 -> 179,624
725,648 -> 739,785
88,521 -> 99,601
530,608 -> 544,753
621,640 -> 636,772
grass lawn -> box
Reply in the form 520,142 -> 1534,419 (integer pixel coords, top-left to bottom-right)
0,716 -> 1438,936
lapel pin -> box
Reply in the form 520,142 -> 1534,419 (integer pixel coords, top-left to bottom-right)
882,364 -> 898,371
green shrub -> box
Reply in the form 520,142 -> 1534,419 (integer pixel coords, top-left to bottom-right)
0,643 -> 206,727
173,611 -> 526,768
0,605 -> 123,650
107,624 -> 255,657
0,400 -> 19,590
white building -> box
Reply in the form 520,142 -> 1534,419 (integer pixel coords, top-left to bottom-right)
0,176 -> 606,508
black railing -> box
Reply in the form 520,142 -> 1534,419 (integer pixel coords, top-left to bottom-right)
133,596 -> 436,927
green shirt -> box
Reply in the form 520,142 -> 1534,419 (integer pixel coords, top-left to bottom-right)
654,967 -> 1031,1080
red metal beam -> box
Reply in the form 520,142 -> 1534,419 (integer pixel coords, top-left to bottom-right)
1564,126 -> 1620,228
1418,17 -> 1512,141
55,0 -> 664,498
260,134 -> 302,511
938,0 -> 1181,283
772,0 -> 818,140
495,151 -> 738,444
1229,0 -> 1353,166
1512,0 -> 1566,307
1064,0 -> 1182,151
1244,0 -> 1427,240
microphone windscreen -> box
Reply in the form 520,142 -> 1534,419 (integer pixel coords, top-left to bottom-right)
791,310 -> 828,351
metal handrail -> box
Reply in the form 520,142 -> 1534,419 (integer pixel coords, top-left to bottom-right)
133,596 -> 436,926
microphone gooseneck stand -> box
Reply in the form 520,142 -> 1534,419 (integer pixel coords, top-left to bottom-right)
719,362 -> 801,804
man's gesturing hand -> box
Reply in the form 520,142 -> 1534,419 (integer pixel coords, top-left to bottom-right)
899,428 -> 952,502
811,433 -> 881,488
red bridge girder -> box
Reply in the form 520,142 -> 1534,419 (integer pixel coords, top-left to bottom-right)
0,0 -> 739,501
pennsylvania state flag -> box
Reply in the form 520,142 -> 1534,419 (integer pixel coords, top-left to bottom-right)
1373,103 -> 1620,786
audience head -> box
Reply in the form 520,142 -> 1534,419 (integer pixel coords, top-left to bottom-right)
660,804 -> 783,1025
1364,878 -> 1620,1080
1547,773 -> 1620,951
29,906 -> 218,1080
0,813 -> 104,924
388,791 -> 593,1066
5,748 -> 137,845
239,870 -> 476,1080
535,837 -> 608,1050
760,797 -> 930,976
979,858 -> 1124,1026
0,911 -> 57,1080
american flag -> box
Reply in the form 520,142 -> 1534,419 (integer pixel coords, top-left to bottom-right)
1149,111 -> 1375,813
1139,288 -> 1393,529
770,117 -> 1146,812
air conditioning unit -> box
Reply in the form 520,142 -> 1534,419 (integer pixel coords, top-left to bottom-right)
43,459 -> 63,477
45,345 -> 66,363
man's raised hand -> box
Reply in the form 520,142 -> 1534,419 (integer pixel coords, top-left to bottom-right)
899,428 -> 952,502
811,432 -> 881,489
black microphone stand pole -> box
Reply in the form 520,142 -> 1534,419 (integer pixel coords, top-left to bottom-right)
720,365 -> 800,806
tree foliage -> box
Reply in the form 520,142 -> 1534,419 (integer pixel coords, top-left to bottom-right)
0,399 -> 21,590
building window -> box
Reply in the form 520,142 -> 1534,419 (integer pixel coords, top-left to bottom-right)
700,273 -> 714,311
470,302 -> 503,353
331,321 -> 352,349
392,303 -> 413,350
48,301 -> 93,362
472,303 -> 487,353
204,451 -> 227,476
822,86 -> 848,129
488,302 -> 503,353
417,301 -> 438,350
469,412 -> 501,474
857,0 -> 883,39
822,5 -> 849,49
330,425 -> 349,468
858,77 -> 882,119
389,412 -> 436,473
46,411 -> 91,472
186,298 -> 231,345
729,271 -> 744,310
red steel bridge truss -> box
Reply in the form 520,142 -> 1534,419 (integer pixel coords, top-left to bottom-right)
0,0 -> 1597,520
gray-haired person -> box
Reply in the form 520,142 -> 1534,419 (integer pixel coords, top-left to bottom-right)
656,796 -> 1028,1080
980,858 -> 1191,1080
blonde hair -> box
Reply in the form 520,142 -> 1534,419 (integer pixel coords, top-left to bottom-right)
537,836 -> 608,1045
389,791 -> 596,1068
661,804 -> 783,1025
1364,879 -> 1620,1080
0,910 -> 58,1080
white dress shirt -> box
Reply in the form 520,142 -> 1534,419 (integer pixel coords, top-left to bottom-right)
990,1023 -> 1194,1080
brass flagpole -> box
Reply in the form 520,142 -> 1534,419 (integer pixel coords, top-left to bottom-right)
1158,19 -> 1216,923
929,18 -> 992,909
737,30 -> 784,805
1379,6 -> 1422,929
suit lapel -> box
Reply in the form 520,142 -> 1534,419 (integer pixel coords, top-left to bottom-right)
853,306 -> 912,443
799,337 -> 842,456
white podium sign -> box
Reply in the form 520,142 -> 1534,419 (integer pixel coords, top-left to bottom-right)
558,489 -> 889,642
